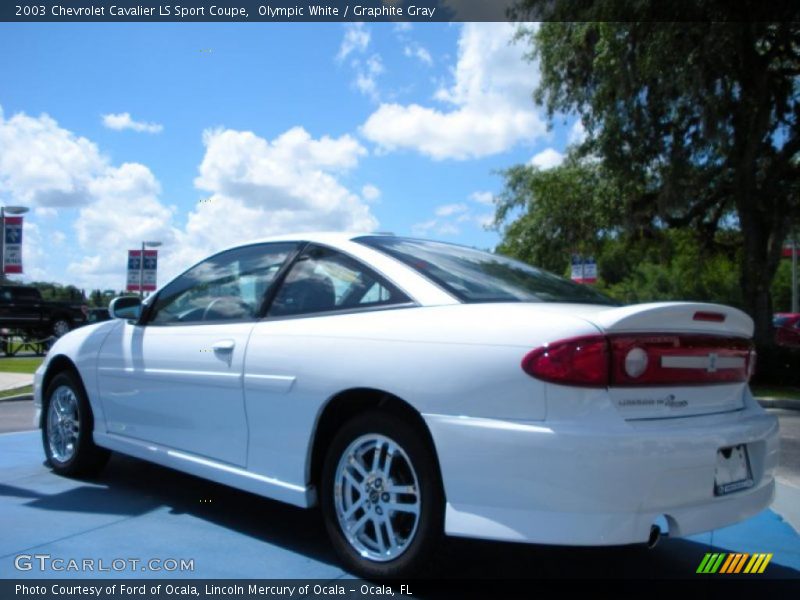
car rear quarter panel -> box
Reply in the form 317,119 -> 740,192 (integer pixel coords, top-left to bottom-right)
244,303 -> 600,488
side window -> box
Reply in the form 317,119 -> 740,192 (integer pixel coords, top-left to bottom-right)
148,243 -> 299,325
268,245 -> 409,317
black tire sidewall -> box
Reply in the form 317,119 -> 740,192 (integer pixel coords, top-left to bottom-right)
52,319 -> 71,338
42,371 -> 104,477
321,411 -> 444,579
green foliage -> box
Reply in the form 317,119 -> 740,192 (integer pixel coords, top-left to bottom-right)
771,260 -> 794,313
506,4 -> 800,343
495,159 -> 625,273
598,230 -> 743,307
27,282 -> 85,302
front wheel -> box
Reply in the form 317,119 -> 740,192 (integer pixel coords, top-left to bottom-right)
43,371 -> 109,477
321,411 -> 444,578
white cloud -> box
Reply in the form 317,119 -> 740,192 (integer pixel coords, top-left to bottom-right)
361,23 -> 545,160
361,184 -> 381,202
102,112 -> 163,134
337,23 -> 370,61
354,54 -> 384,102
435,203 -> 468,217
411,219 -> 438,235
181,126 -> 377,273
0,108 -> 106,207
412,193 -> 497,238
335,25 -> 385,102
404,44 -> 433,66
2,105 -> 377,290
568,120 -> 586,145
34,207 -> 59,218
469,191 -> 494,206
530,147 -> 564,170
476,212 -> 496,229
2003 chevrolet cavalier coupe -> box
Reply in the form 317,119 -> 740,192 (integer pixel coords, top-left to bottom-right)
34,233 -> 779,577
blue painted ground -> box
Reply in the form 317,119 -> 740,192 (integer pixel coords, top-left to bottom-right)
0,431 -> 798,579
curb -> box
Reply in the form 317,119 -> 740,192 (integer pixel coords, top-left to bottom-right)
0,392 -> 33,403
758,397 -> 800,411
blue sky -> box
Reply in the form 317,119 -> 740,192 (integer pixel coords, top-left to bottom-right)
0,22 -> 581,290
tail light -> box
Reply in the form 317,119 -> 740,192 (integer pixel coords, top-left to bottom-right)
522,334 -> 754,387
521,336 -> 609,387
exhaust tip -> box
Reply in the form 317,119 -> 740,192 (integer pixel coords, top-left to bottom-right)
647,525 -> 662,549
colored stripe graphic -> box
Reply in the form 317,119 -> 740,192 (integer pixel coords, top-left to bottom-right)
719,554 -> 736,573
733,553 -> 749,573
696,552 -> 771,574
696,553 -> 713,573
758,554 -> 773,573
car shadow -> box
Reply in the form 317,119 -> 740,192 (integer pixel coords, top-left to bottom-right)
4,452 -> 799,580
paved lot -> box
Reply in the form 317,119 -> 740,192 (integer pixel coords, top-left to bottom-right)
0,429 -> 798,581
774,409 -> 800,489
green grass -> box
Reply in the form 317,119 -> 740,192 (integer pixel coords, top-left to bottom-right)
0,358 -> 43,374
751,385 -> 800,400
0,384 -> 33,399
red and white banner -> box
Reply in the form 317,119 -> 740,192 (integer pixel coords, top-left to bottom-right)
783,245 -> 797,258
3,216 -> 23,274
126,249 -> 158,292
571,254 -> 597,284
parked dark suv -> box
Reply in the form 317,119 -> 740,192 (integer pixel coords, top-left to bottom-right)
0,285 -> 88,340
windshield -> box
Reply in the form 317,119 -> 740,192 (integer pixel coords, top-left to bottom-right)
774,316 -> 791,326
356,236 -> 617,305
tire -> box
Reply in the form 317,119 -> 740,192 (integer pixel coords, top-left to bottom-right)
42,371 -> 109,478
51,318 -> 71,339
321,410 -> 444,578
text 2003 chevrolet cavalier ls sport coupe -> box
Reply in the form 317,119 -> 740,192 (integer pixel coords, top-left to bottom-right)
33,233 -> 779,577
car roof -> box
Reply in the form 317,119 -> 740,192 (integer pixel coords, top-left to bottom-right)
210,231 -> 396,256
231,231 -> 388,245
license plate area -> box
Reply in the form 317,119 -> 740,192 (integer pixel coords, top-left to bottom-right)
714,444 -> 754,496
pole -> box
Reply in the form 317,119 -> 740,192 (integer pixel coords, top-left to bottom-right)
0,207 -> 4,283
139,241 -> 144,299
792,235 -> 798,314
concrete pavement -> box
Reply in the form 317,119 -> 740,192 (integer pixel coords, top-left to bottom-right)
0,430 -> 798,580
0,372 -> 33,393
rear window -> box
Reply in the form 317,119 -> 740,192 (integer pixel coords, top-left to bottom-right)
356,236 -> 616,305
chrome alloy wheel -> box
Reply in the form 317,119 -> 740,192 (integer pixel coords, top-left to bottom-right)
333,434 -> 421,562
47,385 -> 80,463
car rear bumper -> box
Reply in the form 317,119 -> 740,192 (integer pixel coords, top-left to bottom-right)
424,403 -> 779,546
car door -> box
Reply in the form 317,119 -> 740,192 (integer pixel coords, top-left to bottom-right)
97,242 -> 300,466
243,244 -> 413,484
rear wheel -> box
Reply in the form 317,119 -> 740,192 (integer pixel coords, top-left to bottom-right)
51,319 -> 71,338
321,411 -> 444,578
43,371 -> 109,477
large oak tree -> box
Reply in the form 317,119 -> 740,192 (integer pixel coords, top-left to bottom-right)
509,3 -> 800,344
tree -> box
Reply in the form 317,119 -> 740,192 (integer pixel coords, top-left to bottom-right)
495,157 -> 626,273
509,2 -> 800,344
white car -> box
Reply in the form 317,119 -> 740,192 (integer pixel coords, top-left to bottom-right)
34,233 -> 779,577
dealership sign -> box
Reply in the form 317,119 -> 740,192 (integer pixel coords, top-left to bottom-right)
3,216 -> 23,274
126,249 -> 158,292
571,255 -> 597,284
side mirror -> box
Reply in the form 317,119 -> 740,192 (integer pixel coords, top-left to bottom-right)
109,296 -> 142,321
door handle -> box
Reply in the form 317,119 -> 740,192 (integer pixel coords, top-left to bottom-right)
212,340 -> 236,352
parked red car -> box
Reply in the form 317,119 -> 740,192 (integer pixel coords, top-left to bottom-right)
774,313 -> 800,347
